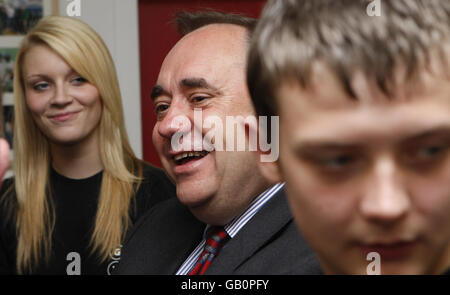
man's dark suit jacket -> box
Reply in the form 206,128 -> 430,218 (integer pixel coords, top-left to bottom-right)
116,188 -> 321,275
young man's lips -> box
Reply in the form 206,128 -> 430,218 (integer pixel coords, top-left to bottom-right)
361,240 -> 418,260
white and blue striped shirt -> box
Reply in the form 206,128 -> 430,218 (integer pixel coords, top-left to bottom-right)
175,182 -> 285,275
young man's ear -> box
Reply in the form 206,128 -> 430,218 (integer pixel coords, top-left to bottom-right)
245,117 -> 283,184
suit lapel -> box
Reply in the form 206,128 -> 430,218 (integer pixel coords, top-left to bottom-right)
160,199 -> 206,274
205,188 -> 292,274
121,197 -> 206,274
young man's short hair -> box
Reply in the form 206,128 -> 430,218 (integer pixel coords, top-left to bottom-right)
247,0 -> 450,119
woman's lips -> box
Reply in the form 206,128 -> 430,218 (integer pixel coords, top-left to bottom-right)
49,111 -> 80,122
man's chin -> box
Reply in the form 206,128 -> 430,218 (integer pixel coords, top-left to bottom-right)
176,185 -> 215,209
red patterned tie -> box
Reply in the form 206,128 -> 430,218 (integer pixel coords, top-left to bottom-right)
188,226 -> 230,275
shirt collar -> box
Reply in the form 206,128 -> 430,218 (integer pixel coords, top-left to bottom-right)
202,182 -> 285,239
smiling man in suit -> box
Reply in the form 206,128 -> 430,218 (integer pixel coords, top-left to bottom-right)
116,11 -> 320,275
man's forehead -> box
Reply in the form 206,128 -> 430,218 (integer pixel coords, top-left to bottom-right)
157,25 -> 248,93
181,23 -> 248,43
164,24 -> 248,65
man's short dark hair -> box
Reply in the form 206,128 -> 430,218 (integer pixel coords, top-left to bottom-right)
174,10 -> 257,41
248,0 -> 450,120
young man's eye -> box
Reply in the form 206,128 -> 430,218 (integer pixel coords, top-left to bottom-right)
320,155 -> 355,171
306,153 -> 364,182
404,144 -> 448,166
304,152 -> 360,173
418,145 -> 445,158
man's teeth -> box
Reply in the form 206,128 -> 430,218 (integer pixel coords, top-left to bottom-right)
174,151 -> 209,162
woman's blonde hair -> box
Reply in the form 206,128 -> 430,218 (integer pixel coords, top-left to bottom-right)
12,16 -> 141,273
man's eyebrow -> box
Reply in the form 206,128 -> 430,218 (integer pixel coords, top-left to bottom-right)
180,77 -> 221,93
150,85 -> 169,101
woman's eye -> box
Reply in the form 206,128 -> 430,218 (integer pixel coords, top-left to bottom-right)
33,82 -> 49,91
72,76 -> 87,85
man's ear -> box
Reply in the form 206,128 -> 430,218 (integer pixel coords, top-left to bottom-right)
244,117 -> 283,184
257,156 -> 283,184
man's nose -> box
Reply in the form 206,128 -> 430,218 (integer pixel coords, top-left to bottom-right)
359,155 -> 411,225
156,99 -> 193,140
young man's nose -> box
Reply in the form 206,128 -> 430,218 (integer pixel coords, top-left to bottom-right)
359,156 -> 411,225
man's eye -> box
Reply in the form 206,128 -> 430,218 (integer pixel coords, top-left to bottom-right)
191,96 -> 208,103
155,104 -> 169,115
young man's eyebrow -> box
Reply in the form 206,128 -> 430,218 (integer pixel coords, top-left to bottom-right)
180,77 -> 221,94
402,127 -> 450,143
296,127 -> 450,153
296,143 -> 363,154
150,85 -> 169,101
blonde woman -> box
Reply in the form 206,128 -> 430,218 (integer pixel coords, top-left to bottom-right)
0,16 -> 175,274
